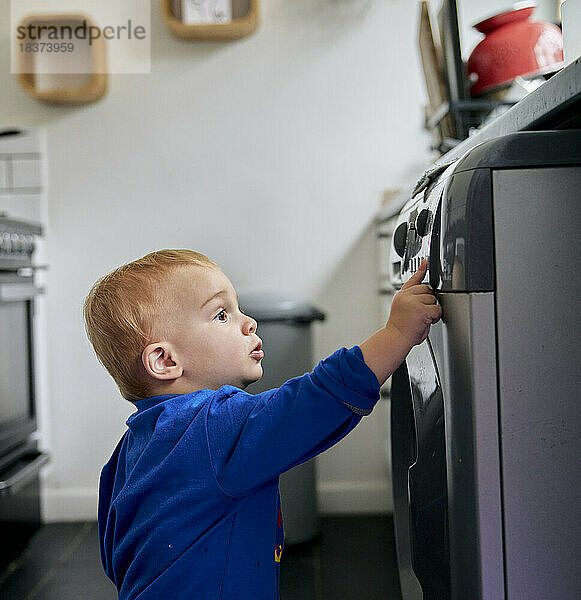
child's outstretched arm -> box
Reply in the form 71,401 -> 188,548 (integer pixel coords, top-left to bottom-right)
360,259 -> 441,386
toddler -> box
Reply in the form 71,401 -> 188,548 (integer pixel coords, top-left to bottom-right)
84,249 -> 441,600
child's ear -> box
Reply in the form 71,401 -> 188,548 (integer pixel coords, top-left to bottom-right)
142,343 -> 183,380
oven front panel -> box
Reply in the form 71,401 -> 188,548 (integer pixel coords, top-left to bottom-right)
433,292 -> 504,600
0,441 -> 46,571
0,299 -> 32,423
0,216 -> 42,455
0,273 -> 39,455
391,330 -> 451,600
407,337 -> 450,599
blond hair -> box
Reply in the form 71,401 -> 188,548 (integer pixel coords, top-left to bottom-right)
83,249 -> 219,401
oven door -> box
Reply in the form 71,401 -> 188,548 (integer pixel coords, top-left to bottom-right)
0,440 -> 49,571
391,329 -> 451,600
0,276 -> 44,455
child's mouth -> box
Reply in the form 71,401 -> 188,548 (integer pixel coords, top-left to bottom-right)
250,341 -> 264,360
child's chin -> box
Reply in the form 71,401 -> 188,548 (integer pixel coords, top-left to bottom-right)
241,371 -> 262,389
251,370 -> 263,383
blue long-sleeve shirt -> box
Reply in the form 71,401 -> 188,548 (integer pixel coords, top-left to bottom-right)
98,346 -> 380,599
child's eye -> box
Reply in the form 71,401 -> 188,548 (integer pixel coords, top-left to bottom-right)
215,309 -> 229,323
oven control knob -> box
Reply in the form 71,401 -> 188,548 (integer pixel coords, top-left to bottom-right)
393,222 -> 408,258
12,234 -> 22,253
416,209 -> 432,237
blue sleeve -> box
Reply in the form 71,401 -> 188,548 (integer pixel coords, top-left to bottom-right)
205,346 -> 380,497
98,434 -> 127,585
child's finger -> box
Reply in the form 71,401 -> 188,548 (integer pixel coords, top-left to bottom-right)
428,304 -> 442,323
408,284 -> 434,295
417,293 -> 438,305
401,259 -> 427,289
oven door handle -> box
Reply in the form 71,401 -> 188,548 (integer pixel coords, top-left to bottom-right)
0,283 -> 44,302
0,452 -> 50,497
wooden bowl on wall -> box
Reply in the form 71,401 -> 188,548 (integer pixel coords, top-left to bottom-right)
161,0 -> 259,41
16,13 -> 108,106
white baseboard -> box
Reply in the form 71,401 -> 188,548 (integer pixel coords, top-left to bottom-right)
41,480 -> 394,522
42,486 -> 98,523
317,479 -> 393,515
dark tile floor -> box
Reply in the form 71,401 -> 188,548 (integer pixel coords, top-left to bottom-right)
0,516 -> 402,600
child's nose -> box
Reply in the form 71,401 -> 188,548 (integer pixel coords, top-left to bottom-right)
243,316 -> 257,335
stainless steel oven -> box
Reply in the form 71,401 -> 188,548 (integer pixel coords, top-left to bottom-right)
389,131 -> 581,599
0,215 -> 48,571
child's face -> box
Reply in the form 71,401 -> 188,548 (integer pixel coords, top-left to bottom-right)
162,266 -> 264,391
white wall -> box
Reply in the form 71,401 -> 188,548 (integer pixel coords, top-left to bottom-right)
1,0 -> 439,521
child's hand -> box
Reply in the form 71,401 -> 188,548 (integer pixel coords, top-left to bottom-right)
359,260 -> 442,385
386,260 -> 442,348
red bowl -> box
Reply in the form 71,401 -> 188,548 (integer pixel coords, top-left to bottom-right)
473,2 -> 536,34
467,4 -> 564,96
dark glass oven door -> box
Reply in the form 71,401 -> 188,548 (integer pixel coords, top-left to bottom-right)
0,276 -> 42,455
391,334 -> 451,600
0,440 -> 49,571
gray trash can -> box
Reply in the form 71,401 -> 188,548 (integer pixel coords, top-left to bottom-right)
239,292 -> 325,545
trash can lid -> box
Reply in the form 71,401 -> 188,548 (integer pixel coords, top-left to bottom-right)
238,292 -> 326,323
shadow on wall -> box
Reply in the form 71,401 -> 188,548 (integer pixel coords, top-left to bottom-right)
313,216 -> 383,363
311,215 -> 395,515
